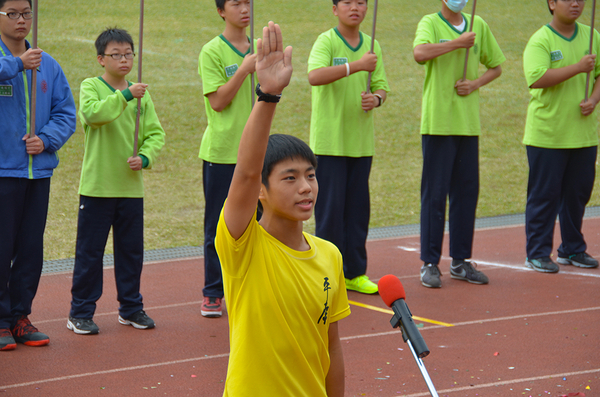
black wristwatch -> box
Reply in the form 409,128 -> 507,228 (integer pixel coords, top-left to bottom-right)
255,84 -> 282,103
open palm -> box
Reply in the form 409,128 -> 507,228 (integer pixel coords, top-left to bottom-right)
256,22 -> 293,95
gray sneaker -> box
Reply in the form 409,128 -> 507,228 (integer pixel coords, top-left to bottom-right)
450,260 -> 489,284
525,257 -> 559,273
420,263 -> 442,288
557,252 -> 599,268
67,317 -> 99,335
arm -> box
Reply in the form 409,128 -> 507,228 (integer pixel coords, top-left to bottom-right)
308,51 -> 377,86
223,22 -> 293,240
132,92 -> 166,170
413,32 -> 475,63
455,65 -> 502,96
361,89 -> 387,111
580,73 -> 600,116
531,54 -> 596,89
26,61 -> 76,154
79,79 -> 139,129
206,53 -> 257,112
326,321 -> 345,397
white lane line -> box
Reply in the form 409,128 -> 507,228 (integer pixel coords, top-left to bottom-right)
0,353 -> 230,390
396,245 -> 600,278
398,368 -> 600,397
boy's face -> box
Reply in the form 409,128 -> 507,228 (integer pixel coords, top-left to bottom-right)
549,0 -> 584,23
218,0 -> 251,29
0,1 -> 32,44
97,41 -> 134,78
333,0 -> 368,28
259,158 -> 319,222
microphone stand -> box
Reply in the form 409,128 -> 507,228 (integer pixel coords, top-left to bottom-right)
390,313 -> 439,397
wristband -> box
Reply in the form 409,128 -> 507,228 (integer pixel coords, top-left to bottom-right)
345,62 -> 350,77
374,93 -> 383,107
255,83 -> 282,103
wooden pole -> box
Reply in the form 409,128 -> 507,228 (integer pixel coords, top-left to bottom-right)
365,0 -> 379,94
250,0 -> 255,107
133,0 -> 144,157
30,0 -> 38,138
462,0 -> 477,82
585,0 -> 597,102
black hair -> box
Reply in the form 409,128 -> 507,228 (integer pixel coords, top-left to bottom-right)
548,0 -> 553,15
215,0 -> 226,10
261,134 -> 318,189
0,0 -> 31,9
95,28 -> 135,56
332,0 -> 367,5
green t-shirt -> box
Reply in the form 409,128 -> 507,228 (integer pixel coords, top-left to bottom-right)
414,12 -> 505,136
78,77 -> 165,198
308,28 -> 390,157
523,23 -> 600,149
199,35 -> 255,164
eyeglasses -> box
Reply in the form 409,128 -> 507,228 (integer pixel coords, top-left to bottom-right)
103,53 -> 135,60
0,11 -> 33,20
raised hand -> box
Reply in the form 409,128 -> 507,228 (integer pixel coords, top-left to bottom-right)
255,21 -> 293,95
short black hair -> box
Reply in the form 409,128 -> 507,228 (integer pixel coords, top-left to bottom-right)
215,0 -> 226,10
0,0 -> 31,9
261,134 -> 318,189
332,0 -> 367,5
95,28 -> 135,56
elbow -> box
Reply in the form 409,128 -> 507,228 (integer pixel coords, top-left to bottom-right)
413,51 -> 426,64
209,102 -> 225,113
308,71 -> 321,86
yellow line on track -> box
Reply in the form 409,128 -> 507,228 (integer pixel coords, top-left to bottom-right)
348,300 -> 455,327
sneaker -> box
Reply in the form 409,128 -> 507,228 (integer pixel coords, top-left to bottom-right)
525,257 -> 559,273
67,316 -> 99,335
201,297 -> 223,318
557,252 -> 599,268
118,310 -> 155,329
420,263 -> 442,288
450,260 -> 489,284
0,329 -> 16,351
11,316 -> 49,346
345,275 -> 378,294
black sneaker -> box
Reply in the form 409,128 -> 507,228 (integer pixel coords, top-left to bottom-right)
67,316 -> 99,335
0,328 -> 16,351
11,316 -> 50,346
450,260 -> 489,284
118,310 -> 155,329
557,252 -> 599,268
420,263 -> 442,288
525,257 -> 559,273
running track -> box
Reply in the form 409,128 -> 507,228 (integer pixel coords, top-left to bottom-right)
1,219 -> 599,396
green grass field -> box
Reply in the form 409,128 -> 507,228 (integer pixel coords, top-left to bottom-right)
36,0 -> 600,260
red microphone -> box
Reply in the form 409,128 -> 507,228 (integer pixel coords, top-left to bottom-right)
378,275 -> 430,358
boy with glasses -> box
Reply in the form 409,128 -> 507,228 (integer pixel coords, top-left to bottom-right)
67,28 -> 165,335
522,0 -> 600,272
0,0 -> 76,351
197,0 -> 257,317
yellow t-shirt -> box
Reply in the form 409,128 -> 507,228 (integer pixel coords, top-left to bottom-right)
215,209 -> 351,397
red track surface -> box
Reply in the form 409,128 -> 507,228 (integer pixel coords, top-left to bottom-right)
1,220 -> 599,396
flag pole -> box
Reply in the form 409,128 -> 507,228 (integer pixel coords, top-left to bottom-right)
365,0 -> 379,94
462,0 -> 477,82
250,0 -> 255,107
30,0 -> 38,138
585,0 -> 597,102
133,0 -> 144,157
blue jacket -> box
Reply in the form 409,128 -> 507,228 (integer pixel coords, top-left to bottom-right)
0,38 -> 76,179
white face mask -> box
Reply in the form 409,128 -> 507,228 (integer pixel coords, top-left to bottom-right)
444,0 -> 468,13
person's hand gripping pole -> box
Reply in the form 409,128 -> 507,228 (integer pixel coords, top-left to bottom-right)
585,0 -> 597,102
461,0 -> 477,82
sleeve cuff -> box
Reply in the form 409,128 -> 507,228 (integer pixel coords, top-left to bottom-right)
122,88 -> 134,102
140,154 -> 149,168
